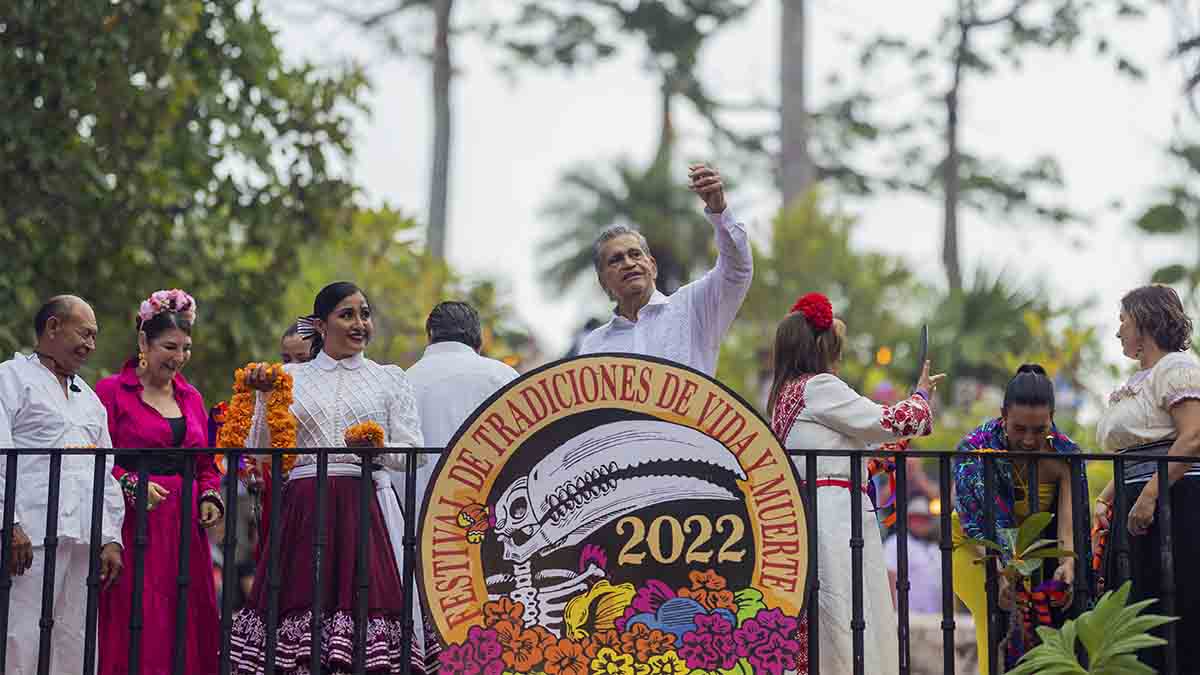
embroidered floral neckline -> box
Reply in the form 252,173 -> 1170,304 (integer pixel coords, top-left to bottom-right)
1108,369 -> 1151,406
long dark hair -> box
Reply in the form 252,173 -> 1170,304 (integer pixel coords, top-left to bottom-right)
1002,363 -> 1055,415
308,281 -> 367,359
766,312 -> 844,417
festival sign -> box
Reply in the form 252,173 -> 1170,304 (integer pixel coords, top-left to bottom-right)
419,354 -> 809,675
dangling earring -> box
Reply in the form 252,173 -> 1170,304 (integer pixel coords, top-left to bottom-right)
138,352 -> 147,369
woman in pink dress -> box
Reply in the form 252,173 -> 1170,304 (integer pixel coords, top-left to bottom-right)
96,289 -> 223,675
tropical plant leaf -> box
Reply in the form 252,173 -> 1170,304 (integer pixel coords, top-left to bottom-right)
959,537 -> 1005,553
1012,581 -> 1176,674
1015,559 -> 1043,576
1135,203 -> 1188,234
1151,264 -> 1189,285
1016,511 -> 1054,553
1021,547 -> 1075,560
1021,538 -> 1059,552
1093,654 -> 1156,675
999,528 -> 1019,554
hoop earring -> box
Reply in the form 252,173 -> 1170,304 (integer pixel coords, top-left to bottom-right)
138,352 -> 147,369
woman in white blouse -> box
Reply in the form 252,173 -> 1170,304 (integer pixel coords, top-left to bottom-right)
767,293 -> 943,675
228,281 -> 425,674
1093,284 -> 1200,670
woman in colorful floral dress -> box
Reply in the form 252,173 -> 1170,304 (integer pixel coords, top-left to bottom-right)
952,364 -> 1086,674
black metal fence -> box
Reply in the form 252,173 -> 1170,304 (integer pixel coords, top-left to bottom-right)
0,447 -> 1188,675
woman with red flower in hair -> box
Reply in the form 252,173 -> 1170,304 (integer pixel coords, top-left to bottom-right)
767,293 -> 944,675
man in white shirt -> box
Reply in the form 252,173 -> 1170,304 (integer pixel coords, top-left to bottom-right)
406,301 -> 519,451
579,163 -> 753,375
395,300 -> 518,672
1,295 -> 125,675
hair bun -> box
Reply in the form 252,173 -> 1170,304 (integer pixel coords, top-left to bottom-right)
1016,363 -> 1047,376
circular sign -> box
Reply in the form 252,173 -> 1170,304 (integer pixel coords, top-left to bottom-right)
419,355 -> 809,675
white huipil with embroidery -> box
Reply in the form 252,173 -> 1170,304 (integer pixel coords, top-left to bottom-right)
775,373 -> 933,675
245,350 -> 425,643
247,350 -> 423,464
1097,350 -> 1200,477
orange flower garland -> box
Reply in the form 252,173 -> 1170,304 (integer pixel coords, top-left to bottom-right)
345,420 -> 385,448
216,363 -> 298,476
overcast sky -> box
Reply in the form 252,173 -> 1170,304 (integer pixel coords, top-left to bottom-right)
269,1 -> 1198,407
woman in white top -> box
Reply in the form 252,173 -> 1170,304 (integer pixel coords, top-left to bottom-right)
1093,284 -> 1200,670
228,281 -> 425,674
767,293 -> 942,675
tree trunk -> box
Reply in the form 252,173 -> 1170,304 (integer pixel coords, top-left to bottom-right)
653,74 -> 676,170
428,0 -> 453,259
780,0 -> 815,207
943,24 -> 966,293
653,74 -> 683,292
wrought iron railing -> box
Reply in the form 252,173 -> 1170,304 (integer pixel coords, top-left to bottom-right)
0,447 -> 1188,674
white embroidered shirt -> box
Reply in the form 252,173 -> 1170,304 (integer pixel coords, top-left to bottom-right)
0,353 -> 124,547
249,351 -> 424,469
1097,351 -> 1200,477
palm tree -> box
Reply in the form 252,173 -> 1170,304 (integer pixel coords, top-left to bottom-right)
540,157 -> 713,296
537,0 -> 756,296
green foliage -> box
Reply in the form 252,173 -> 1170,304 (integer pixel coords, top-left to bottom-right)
829,0 -> 1147,287
1007,581 -> 1177,675
1134,143 -> 1200,298
0,0 -> 368,398
927,274 -> 1108,401
539,159 -> 714,296
501,0 -> 767,153
962,511 -> 1074,581
284,207 -> 530,370
716,190 -> 923,410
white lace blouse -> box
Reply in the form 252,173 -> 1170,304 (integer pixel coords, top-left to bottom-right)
248,351 -> 424,468
1097,351 -> 1200,472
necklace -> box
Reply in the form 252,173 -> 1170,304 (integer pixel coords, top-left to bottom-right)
1012,460 -> 1029,503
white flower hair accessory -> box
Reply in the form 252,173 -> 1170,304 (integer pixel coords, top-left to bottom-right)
138,289 -> 198,324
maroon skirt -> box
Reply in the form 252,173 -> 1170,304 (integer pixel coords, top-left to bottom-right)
229,474 -> 406,673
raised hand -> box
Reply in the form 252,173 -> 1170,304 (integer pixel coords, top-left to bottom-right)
688,164 -> 727,214
917,360 -> 946,396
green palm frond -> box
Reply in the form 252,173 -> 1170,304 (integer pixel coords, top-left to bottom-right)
1007,581 -> 1177,675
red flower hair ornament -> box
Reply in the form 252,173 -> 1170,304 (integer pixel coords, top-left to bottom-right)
790,292 -> 834,332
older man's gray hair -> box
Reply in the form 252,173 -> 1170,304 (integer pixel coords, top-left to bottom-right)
591,225 -> 652,273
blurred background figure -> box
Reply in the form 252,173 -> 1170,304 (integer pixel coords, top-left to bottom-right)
885,496 -> 943,614
280,322 -> 311,365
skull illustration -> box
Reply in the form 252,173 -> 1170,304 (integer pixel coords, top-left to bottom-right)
490,420 -> 746,564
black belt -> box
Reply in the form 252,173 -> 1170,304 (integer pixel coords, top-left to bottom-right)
1116,440 -> 1200,481
115,452 -> 188,476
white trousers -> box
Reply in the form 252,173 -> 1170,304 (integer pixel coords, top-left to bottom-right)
5,541 -> 93,675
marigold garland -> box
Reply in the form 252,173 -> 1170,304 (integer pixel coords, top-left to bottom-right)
216,362 -> 298,476
345,420 -> 385,448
